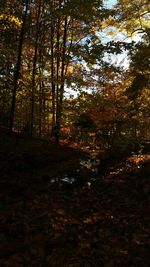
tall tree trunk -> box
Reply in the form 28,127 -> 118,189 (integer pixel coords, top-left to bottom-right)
9,0 -> 29,133
30,0 -> 42,137
55,15 -> 68,144
56,16 -> 60,138
38,66 -> 42,137
50,18 -> 56,135
42,81 -> 46,134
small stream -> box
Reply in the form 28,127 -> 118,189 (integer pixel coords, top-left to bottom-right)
50,146 -> 101,185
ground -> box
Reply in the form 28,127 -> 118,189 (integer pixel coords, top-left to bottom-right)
0,132 -> 150,267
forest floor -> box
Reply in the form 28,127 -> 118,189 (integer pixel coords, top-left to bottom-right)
0,131 -> 150,267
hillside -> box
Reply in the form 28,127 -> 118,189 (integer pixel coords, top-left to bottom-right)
1,132 -> 150,266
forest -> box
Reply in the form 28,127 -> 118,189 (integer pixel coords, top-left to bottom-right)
0,0 -> 150,266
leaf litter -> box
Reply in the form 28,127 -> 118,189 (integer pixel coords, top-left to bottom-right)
0,133 -> 150,267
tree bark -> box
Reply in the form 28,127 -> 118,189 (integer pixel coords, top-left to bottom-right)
9,0 -> 29,133
50,18 -> 56,135
30,0 -> 42,137
55,15 -> 68,144
56,16 -> 60,138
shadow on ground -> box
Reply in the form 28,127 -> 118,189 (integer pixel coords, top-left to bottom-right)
0,132 -> 150,266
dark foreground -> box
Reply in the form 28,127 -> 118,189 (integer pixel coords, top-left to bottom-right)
0,133 -> 150,267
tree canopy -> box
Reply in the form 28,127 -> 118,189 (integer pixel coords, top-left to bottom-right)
0,0 -> 149,144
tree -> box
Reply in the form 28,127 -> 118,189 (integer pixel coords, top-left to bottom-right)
46,0 -> 103,142
9,0 -> 29,133
0,0 -> 23,126
30,0 -> 42,136
1,0 -> 148,146
115,0 -> 150,39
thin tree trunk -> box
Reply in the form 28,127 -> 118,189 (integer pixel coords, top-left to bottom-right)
30,0 -> 42,137
56,16 -> 60,136
9,0 -> 29,133
50,4 -> 56,135
42,81 -> 46,134
64,18 -> 74,76
55,15 -> 68,144
39,66 -> 42,136
38,2 -> 46,136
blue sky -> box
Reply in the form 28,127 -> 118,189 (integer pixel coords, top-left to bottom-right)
103,0 -> 117,8
66,0 -> 141,96
101,0 -> 143,68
